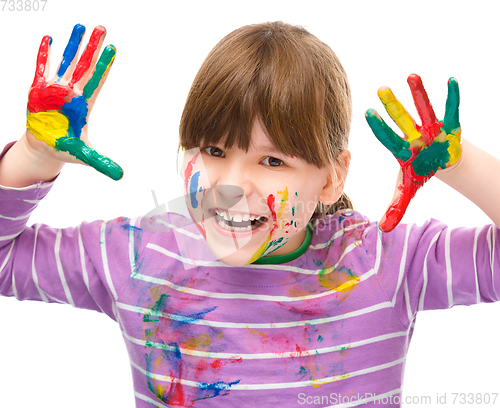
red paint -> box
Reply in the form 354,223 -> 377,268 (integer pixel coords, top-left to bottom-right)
32,35 -> 51,87
267,194 -> 278,235
183,152 -> 206,239
183,153 -> 199,199
28,35 -> 70,113
379,151 -> 432,232
408,74 -> 442,145
378,74 -> 450,233
210,359 -> 226,373
69,26 -> 106,88
27,83 -> 68,113
165,366 -> 192,407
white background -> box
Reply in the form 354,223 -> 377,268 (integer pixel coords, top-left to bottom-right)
1,0 -> 500,406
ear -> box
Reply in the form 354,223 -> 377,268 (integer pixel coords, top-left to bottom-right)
319,150 -> 351,205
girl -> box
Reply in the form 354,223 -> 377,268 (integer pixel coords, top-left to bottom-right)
1,21 -> 499,408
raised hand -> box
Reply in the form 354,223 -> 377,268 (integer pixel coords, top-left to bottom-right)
365,74 -> 461,232
26,24 -> 123,180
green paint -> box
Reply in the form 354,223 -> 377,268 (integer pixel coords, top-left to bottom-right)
56,136 -> 123,180
83,45 -> 116,99
365,109 -> 412,161
442,78 -> 460,134
298,366 -> 310,376
292,206 -> 295,216
412,141 -> 450,176
317,335 -> 324,342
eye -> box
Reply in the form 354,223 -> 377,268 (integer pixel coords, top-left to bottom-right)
204,146 -> 225,157
261,156 -> 284,167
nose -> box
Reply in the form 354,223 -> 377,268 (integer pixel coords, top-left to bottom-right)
211,185 -> 245,210
210,160 -> 254,210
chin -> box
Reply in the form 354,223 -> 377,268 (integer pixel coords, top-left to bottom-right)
206,243 -> 252,267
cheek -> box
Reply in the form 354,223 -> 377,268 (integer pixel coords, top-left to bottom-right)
268,186 -> 320,235
181,151 -> 211,210
267,188 -> 303,234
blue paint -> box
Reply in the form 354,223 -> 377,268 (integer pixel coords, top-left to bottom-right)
57,24 -> 85,78
189,171 -> 201,209
172,305 -> 217,327
61,95 -> 88,139
197,379 -> 241,398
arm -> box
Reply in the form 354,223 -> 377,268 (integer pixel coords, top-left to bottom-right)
436,139 -> 500,227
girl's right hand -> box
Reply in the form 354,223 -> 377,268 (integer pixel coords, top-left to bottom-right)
25,24 -> 123,180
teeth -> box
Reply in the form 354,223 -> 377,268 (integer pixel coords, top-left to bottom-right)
215,209 -> 264,222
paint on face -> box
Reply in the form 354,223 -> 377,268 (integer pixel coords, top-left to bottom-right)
182,152 -> 206,238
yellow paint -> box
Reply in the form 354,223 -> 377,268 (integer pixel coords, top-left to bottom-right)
183,333 -> 211,349
335,277 -> 361,292
446,129 -> 462,166
318,266 -> 360,292
277,187 -> 289,230
248,328 -> 266,337
247,188 -> 289,264
247,236 -> 271,264
311,373 -> 350,388
26,111 -> 69,147
378,87 -> 421,142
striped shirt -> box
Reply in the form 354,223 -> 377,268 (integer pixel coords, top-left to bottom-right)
1,177 -> 499,407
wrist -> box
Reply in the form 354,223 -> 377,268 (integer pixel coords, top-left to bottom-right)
0,132 -> 64,188
435,139 -> 468,182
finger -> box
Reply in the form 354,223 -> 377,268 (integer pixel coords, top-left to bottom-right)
378,86 -> 421,143
56,24 -> 86,81
31,35 -> 52,87
365,109 -> 412,161
69,26 -> 107,89
407,74 -> 440,140
379,172 -> 420,233
82,44 -> 116,103
55,137 -> 123,180
443,77 -> 460,134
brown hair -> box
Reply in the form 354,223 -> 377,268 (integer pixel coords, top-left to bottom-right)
179,21 -> 353,216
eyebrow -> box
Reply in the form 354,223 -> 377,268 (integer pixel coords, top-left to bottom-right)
252,145 -> 286,156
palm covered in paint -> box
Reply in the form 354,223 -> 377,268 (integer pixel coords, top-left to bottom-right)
26,24 -> 123,180
365,74 -> 461,232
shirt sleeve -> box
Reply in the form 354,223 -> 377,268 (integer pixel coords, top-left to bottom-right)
0,145 -> 140,320
366,219 -> 500,328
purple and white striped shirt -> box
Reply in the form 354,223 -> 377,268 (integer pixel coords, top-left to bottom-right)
1,157 -> 499,407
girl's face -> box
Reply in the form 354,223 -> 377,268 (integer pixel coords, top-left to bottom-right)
181,120 -> 347,266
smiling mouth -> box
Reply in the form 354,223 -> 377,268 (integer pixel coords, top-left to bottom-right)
211,208 -> 267,232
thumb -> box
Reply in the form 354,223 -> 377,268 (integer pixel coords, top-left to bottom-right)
379,170 -> 418,232
55,137 -> 123,180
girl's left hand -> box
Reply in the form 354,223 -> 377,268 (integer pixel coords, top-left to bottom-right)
365,74 -> 461,233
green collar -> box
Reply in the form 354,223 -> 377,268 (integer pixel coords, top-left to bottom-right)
251,224 -> 313,265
